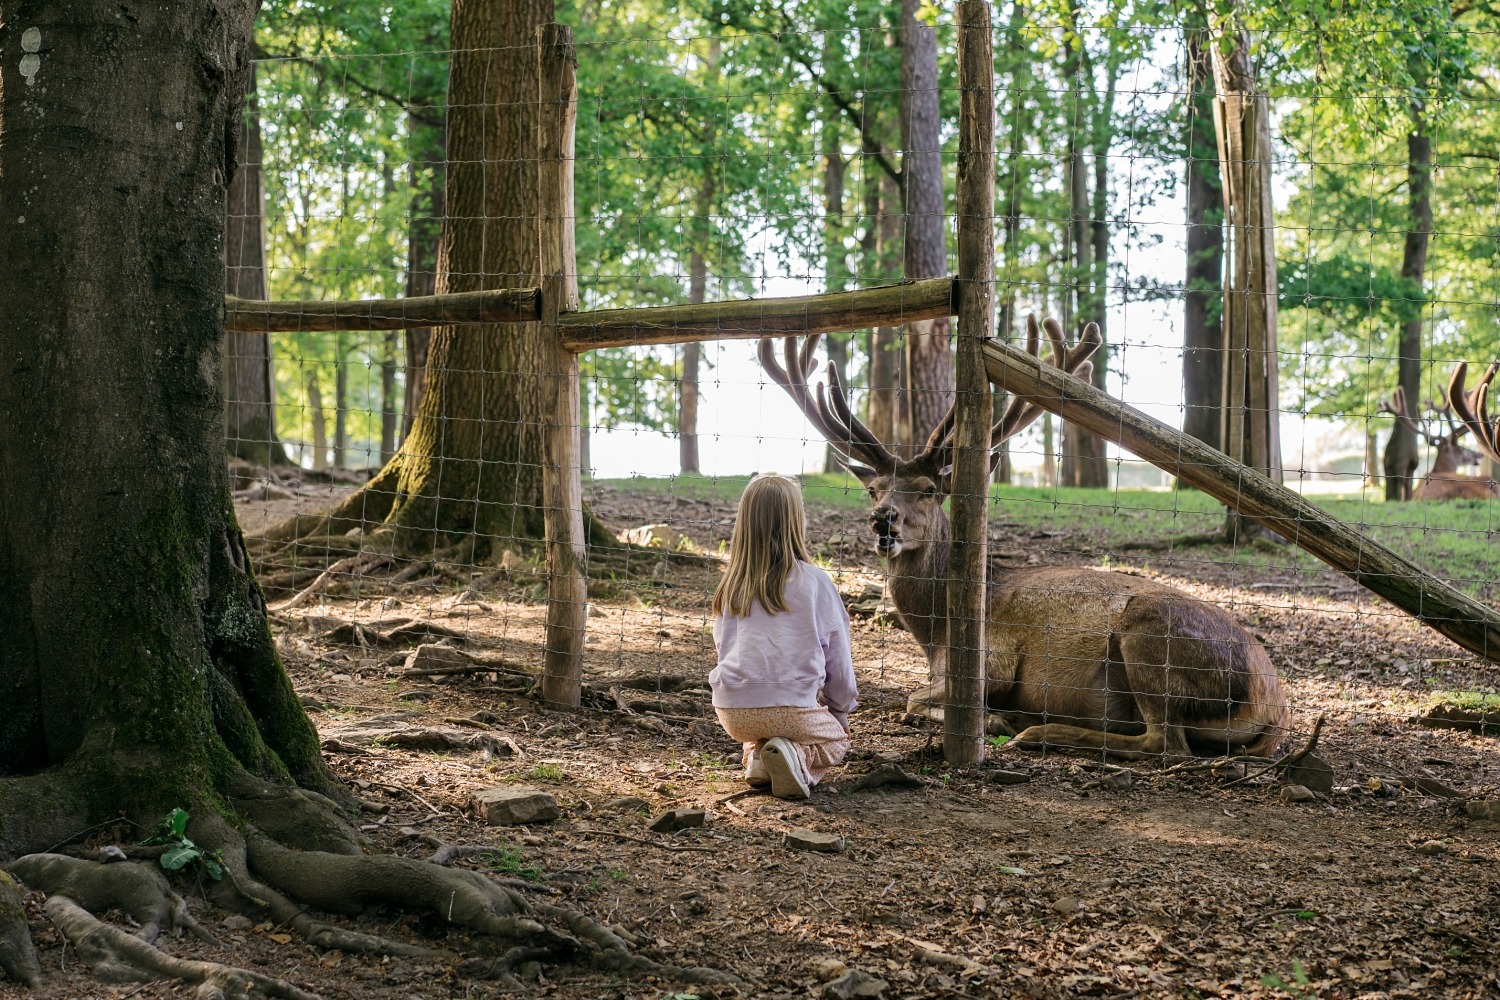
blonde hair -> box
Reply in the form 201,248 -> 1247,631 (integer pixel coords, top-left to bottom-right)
712,475 -> 812,617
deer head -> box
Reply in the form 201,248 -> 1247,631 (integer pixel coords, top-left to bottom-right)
1448,360 -> 1500,467
759,315 -> 1099,560
1380,386 -> 1483,474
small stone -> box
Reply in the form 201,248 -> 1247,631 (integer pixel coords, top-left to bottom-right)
1279,784 -> 1317,803
516,961 -> 542,982
220,914 -> 254,932
1051,896 -> 1081,915
969,894 -> 987,914
1097,877 -> 1120,891
602,796 -> 651,814
617,523 -> 687,549
986,769 -> 1032,786
471,786 -> 559,826
1284,753 -> 1335,794
871,750 -> 904,765
823,969 -> 890,1000
403,643 -> 471,672
587,604 -> 607,617
1415,839 -> 1447,856
812,958 -> 848,982
648,808 -> 706,833
1465,799 -> 1500,821
786,829 -> 846,853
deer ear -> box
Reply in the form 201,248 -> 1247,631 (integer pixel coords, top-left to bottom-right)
937,466 -> 954,495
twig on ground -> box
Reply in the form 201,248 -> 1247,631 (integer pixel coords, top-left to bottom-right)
1221,715 -> 1326,790
572,828 -> 716,854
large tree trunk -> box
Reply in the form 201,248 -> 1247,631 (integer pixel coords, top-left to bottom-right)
1213,24 -> 1282,537
680,253 -> 704,475
224,62 -> 289,467
380,0 -> 557,552
1183,13 -> 1224,450
899,0 -> 953,445
0,0 -> 336,849
1384,108 -> 1430,501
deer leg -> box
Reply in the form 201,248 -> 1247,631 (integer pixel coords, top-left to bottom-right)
903,646 -> 948,724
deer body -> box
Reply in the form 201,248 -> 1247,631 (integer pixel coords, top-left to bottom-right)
1382,386 -> 1500,500
760,319 -> 1290,761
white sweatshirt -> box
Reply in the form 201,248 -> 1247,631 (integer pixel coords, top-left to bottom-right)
710,561 -> 858,727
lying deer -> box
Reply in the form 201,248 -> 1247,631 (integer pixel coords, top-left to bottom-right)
1378,386 -> 1499,500
758,317 -> 1289,759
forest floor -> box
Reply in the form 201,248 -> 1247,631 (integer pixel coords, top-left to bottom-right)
17,477 -> 1500,999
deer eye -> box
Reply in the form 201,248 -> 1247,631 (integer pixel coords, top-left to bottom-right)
921,484 -> 938,498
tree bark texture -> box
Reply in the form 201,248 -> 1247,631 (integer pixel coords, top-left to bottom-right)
333,334 -> 348,468
1182,13 -> 1224,450
1384,110 -> 1431,502
867,169 -> 906,446
680,256 -> 704,475
1212,28 -> 1283,506
224,62 -> 288,466
945,0 -> 995,765
0,0 -> 336,851
380,331 -> 398,463
306,370 -> 328,469
899,0 -> 954,445
387,0 -> 556,550
822,116 -> 849,475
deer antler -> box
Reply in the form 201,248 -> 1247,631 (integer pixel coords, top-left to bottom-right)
1424,389 -> 1469,443
1448,361 -> 1500,465
1378,386 -> 1439,446
915,315 -> 1100,472
757,334 -> 897,474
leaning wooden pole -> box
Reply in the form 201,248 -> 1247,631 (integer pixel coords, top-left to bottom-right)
537,24 -> 588,708
945,0 -> 995,766
982,340 -> 1500,664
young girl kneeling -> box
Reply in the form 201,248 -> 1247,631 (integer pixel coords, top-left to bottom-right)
710,475 -> 857,799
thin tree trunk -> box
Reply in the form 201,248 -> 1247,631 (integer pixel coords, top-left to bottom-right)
380,331 -> 398,463
306,371 -> 328,470
681,252 -> 705,475
224,61 -> 288,467
1364,429 -> 1381,490
1384,107 -> 1430,501
1183,11 -> 1224,450
333,335 -> 348,468
1042,412 -> 1056,487
993,0 -> 1029,486
868,167 -> 905,446
1212,23 -> 1283,538
899,0 -> 953,445
823,114 -> 850,474
402,121 -> 444,445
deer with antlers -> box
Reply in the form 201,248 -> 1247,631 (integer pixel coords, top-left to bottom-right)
1378,385 -> 1499,500
758,316 -> 1289,760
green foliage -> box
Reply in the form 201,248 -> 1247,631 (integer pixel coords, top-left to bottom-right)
140,809 -> 224,881
1260,958 -> 1313,997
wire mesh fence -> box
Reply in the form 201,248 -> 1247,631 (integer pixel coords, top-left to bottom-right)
226,9 -> 1500,813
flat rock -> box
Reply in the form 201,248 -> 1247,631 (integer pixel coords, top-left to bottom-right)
404,643 -> 472,671
1466,799 -> 1500,821
986,768 -> 1032,786
786,829 -> 845,854
220,914 -> 254,932
1052,896 -> 1081,915
811,958 -> 847,982
823,969 -> 890,1000
472,786 -> 559,826
648,808 -> 706,833
1284,753 -> 1335,794
1414,839 -> 1447,856
1279,784 -> 1317,803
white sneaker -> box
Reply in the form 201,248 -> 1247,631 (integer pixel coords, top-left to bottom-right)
745,750 -> 770,788
760,738 -> 811,800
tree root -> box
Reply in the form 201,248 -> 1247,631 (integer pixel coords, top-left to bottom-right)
44,895 -> 319,1000
8,854 -> 218,945
0,870 -> 41,988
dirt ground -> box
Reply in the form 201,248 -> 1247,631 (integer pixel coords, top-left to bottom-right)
11,482 -> 1500,1000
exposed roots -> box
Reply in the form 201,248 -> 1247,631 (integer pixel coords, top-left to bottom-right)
0,870 -> 41,988
8,854 -> 218,945
44,895 -> 318,1000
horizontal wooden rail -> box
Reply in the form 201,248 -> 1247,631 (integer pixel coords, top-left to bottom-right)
224,288 -> 542,332
981,338 -> 1500,665
223,278 -> 958,348
557,278 -> 957,350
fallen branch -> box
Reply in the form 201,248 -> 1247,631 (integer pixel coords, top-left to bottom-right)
1221,715 -> 1325,789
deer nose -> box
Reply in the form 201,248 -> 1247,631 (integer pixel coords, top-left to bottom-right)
870,507 -> 899,535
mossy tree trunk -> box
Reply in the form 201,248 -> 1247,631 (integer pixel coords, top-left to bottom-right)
0,0 -> 339,854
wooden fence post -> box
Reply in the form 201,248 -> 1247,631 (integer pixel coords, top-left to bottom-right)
945,0 -> 995,766
537,24 -> 587,708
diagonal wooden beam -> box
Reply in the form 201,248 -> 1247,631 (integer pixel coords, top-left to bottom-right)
981,337 -> 1500,665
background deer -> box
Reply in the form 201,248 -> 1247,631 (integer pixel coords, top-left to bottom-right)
1378,386 -> 1499,500
759,316 -> 1289,759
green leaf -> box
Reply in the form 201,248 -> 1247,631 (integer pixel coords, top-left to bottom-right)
202,856 -> 225,882
996,866 -> 1027,876
160,844 -> 204,871
164,808 -> 190,840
